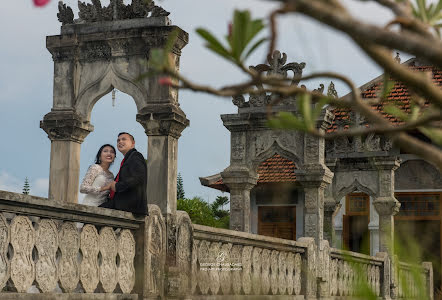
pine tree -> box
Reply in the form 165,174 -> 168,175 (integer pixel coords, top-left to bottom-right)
177,173 -> 185,200
22,177 -> 30,195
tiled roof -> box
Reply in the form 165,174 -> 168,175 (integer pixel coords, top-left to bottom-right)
200,154 -> 297,192
329,63 -> 442,132
257,154 -> 296,183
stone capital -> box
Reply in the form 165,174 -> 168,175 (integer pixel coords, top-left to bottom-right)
373,197 -> 401,216
297,164 -> 334,188
137,110 -> 189,139
221,167 -> 258,191
40,110 -> 93,143
316,106 -> 335,131
373,156 -> 401,171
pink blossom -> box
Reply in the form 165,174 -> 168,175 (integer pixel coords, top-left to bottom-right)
33,0 -> 50,7
158,77 -> 173,86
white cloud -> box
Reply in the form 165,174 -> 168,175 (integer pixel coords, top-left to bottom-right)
0,171 -> 21,193
32,178 -> 49,198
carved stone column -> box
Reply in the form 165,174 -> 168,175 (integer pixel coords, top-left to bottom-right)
298,108 -> 334,245
221,168 -> 257,232
372,157 -> 401,257
137,109 -> 189,216
40,111 -> 92,203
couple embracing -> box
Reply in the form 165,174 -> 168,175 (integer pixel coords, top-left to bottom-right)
80,132 -> 148,215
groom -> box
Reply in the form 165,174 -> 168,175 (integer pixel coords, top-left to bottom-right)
100,132 -> 148,215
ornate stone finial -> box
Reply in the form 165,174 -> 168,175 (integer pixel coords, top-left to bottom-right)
58,0 -> 170,24
232,50 -> 306,108
327,81 -> 338,98
313,83 -> 324,94
57,1 -> 74,25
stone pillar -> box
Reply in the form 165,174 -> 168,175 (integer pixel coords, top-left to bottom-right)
137,110 -> 189,216
40,111 -> 92,203
298,108 -> 334,245
221,168 -> 257,232
372,157 -> 401,256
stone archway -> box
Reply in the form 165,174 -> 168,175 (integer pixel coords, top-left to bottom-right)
40,1 -> 189,214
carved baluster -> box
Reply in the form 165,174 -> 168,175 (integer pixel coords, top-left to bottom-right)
59,222 -> 80,292
231,245 -> 242,294
286,253 -> 294,295
219,243 -> 232,295
10,216 -> 35,292
176,218 -> 192,297
330,259 -> 337,296
241,246 -> 252,295
0,214 -> 9,290
99,227 -> 118,293
191,240 -> 199,295
209,242 -> 221,295
338,260 -> 344,296
35,219 -> 58,292
250,247 -> 262,295
375,265 -> 380,296
80,224 -> 99,293
294,253 -> 302,295
278,252 -> 287,295
270,250 -> 279,295
118,229 -> 136,294
261,249 -> 270,295
197,240 -> 210,295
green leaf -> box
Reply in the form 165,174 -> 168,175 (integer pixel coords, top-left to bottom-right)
231,10 -> 250,61
243,37 -> 267,61
196,28 -> 231,59
267,112 -> 307,130
419,127 -> 442,145
384,104 -> 409,121
381,75 -> 395,99
409,103 -> 420,121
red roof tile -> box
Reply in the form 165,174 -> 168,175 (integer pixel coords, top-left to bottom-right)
329,64 -> 442,132
203,154 -> 296,192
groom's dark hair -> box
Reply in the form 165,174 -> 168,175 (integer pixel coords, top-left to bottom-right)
118,132 -> 135,142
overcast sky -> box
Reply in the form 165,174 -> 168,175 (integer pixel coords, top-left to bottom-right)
0,0 -> 402,203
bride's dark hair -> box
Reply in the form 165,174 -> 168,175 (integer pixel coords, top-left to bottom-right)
95,144 -> 116,165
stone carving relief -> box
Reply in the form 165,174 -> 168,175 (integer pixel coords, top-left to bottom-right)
58,0 -> 170,24
146,213 -> 164,297
10,216 -> 35,293
35,219 -> 58,293
117,229 -> 136,294
231,133 -> 245,161
0,214 -> 9,290
176,216 -> 192,296
99,227 -> 118,293
59,222 -> 80,292
286,253 -> 295,295
80,225 -> 99,293
190,239 -> 199,295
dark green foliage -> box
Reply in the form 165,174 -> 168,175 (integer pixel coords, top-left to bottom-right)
177,172 -> 185,200
177,196 -> 230,229
22,177 -> 30,195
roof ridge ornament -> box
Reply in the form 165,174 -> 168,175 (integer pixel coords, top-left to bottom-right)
57,0 -> 170,24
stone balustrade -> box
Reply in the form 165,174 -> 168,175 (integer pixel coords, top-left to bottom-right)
396,261 -> 433,300
329,248 -> 384,297
190,223 -> 310,298
0,190 -> 144,299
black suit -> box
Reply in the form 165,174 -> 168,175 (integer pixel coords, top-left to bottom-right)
100,148 -> 148,215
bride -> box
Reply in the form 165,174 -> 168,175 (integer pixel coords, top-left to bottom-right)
80,144 -> 116,206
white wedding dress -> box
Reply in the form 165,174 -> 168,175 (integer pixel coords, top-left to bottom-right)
80,164 -> 114,206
